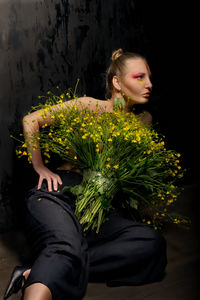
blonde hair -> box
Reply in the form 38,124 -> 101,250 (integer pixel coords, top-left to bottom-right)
106,48 -> 146,97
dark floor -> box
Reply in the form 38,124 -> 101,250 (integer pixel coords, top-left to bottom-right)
0,183 -> 199,300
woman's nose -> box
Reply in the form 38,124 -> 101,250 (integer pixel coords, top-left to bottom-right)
145,78 -> 152,90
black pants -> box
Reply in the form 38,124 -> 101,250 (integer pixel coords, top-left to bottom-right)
23,170 -> 167,300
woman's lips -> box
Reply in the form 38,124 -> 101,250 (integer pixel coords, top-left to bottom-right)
143,93 -> 150,98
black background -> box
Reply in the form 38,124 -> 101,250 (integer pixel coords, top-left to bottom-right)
0,0 -> 198,231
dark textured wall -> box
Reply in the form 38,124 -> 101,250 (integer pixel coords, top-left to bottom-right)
0,0 -> 196,231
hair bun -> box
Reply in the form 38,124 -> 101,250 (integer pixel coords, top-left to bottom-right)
111,48 -> 123,61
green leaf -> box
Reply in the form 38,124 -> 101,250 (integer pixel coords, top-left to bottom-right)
129,197 -> 138,210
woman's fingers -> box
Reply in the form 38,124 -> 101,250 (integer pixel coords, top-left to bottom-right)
47,177 -> 53,192
37,173 -> 63,192
57,175 -> 63,186
52,177 -> 58,192
37,176 -> 43,190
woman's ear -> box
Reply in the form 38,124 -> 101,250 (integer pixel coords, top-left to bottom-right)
112,76 -> 121,92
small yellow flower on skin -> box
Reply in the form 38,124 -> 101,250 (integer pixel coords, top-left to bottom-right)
147,221 -> 151,225
108,138 -> 112,142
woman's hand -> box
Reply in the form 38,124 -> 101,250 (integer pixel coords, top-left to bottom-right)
34,165 -> 63,192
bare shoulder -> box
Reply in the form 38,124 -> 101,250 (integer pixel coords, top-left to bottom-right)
74,96 -> 110,111
137,110 -> 152,126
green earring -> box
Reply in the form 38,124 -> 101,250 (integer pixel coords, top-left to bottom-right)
114,97 -> 125,109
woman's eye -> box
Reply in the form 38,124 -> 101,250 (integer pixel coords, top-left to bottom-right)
132,74 -> 144,80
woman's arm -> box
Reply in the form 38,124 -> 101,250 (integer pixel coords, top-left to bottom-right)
23,110 -> 63,191
22,97 -> 99,191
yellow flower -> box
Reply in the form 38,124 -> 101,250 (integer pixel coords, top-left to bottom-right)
113,165 -> 119,169
74,156 -> 77,159
106,164 -> 110,168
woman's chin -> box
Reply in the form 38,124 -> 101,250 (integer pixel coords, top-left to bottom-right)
133,97 -> 149,105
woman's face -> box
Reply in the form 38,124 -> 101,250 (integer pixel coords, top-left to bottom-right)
117,58 -> 152,104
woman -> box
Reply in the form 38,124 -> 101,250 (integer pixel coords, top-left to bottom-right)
4,49 -> 167,300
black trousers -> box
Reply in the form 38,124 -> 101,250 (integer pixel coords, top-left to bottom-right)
23,170 -> 167,300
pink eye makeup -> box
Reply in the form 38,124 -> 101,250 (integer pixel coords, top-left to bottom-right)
132,73 -> 144,79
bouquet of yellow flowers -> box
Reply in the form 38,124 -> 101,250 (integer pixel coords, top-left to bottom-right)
15,89 -> 189,233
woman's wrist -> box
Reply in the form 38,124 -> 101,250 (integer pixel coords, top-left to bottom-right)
31,150 -> 45,171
